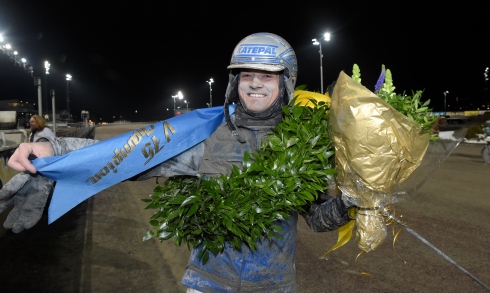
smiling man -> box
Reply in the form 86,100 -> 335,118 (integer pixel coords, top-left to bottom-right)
2,32 -> 354,292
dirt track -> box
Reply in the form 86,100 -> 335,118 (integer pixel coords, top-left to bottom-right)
0,124 -> 489,293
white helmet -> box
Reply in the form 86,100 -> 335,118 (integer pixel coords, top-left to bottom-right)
227,32 -> 298,102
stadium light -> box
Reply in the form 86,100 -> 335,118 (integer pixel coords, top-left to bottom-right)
172,91 -> 183,116
312,32 -> 331,93
206,78 -> 214,107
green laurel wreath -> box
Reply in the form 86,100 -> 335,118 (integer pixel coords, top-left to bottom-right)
141,99 -> 336,264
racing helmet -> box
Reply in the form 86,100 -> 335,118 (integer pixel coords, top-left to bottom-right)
227,32 -> 298,100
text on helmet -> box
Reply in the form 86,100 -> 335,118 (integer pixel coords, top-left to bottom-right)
236,45 -> 278,57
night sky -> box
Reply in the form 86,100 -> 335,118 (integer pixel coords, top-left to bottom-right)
1,1 -> 489,122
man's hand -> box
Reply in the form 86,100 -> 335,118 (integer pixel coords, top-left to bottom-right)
0,172 -> 54,233
7,142 -> 54,173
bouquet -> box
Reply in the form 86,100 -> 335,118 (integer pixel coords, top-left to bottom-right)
327,65 -> 464,254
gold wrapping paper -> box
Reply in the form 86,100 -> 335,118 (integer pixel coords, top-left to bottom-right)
329,71 -> 430,252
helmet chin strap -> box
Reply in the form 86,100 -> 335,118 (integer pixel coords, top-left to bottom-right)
224,73 -> 246,143
283,75 -> 295,104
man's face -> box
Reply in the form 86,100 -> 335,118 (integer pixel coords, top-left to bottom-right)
238,70 -> 280,112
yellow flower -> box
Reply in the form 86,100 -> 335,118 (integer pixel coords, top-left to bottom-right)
294,90 -> 331,107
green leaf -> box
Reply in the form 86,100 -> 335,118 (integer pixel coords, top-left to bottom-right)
286,137 -> 299,148
187,203 -> 199,217
182,195 -> 199,206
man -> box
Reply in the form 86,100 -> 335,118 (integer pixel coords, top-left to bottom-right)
2,32 -> 353,292
28,114 -> 55,142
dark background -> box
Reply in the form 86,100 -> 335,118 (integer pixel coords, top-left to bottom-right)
1,1 -> 489,122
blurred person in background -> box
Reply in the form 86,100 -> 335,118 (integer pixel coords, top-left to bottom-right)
28,114 -> 55,142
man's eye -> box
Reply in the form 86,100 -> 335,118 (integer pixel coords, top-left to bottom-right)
260,75 -> 275,81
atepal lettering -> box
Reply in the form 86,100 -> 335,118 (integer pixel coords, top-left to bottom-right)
237,45 -> 277,56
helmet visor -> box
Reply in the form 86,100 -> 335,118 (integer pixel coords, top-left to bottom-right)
227,63 -> 285,72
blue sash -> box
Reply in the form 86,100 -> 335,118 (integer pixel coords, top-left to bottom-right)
32,105 -> 234,223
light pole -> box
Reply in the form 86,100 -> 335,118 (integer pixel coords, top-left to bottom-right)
443,91 -> 449,116
35,77 -> 42,116
172,91 -> 183,116
51,89 -> 56,135
44,60 -> 50,115
312,32 -> 331,93
184,100 -> 190,111
484,68 -> 489,108
66,74 -> 72,118
207,78 -> 214,107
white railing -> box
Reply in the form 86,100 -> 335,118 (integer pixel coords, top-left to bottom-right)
0,129 -> 29,151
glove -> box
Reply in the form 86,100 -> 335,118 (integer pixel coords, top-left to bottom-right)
337,185 -> 359,208
0,172 -> 54,233
336,186 -> 360,221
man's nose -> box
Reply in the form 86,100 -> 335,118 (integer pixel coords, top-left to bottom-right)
251,75 -> 264,86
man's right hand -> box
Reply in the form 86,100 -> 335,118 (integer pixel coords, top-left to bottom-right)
8,142 -> 54,173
